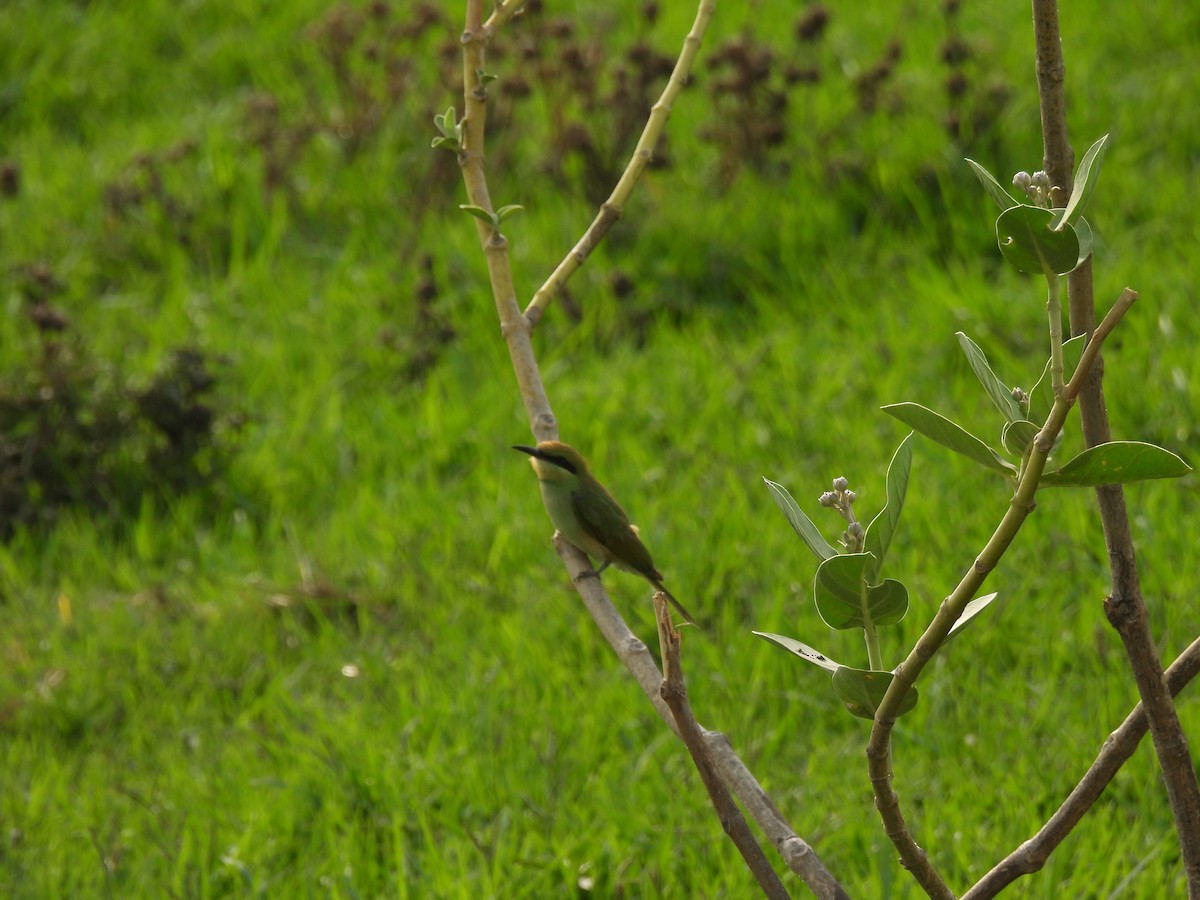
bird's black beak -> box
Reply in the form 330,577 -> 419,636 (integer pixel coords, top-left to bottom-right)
512,444 -> 540,459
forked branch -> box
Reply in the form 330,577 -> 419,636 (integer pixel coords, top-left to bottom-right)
455,1 -> 847,895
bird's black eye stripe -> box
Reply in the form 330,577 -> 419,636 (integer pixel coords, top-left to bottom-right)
546,453 -> 577,474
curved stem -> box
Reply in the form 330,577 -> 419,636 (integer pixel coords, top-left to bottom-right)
865,289 -> 1136,898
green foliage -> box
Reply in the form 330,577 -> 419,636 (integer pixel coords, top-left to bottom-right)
431,106 -> 463,151
1041,441 -> 1191,487
996,204 -> 1081,275
763,478 -> 837,560
0,0 -> 1197,896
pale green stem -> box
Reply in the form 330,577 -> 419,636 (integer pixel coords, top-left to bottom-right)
1047,273 -> 1064,397
863,618 -> 883,672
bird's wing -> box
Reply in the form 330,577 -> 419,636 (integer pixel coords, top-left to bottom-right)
571,485 -> 658,576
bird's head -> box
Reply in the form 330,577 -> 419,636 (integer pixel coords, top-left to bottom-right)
512,440 -> 588,484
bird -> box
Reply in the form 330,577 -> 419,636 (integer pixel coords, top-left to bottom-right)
513,440 -> 697,626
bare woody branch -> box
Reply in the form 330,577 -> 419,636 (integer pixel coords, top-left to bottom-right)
654,595 -> 792,900
1031,2 -> 1200,891
964,634 -> 1200,898
557,538 -> 849,899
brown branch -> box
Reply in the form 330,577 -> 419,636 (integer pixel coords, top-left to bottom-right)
556,538 -> 849,899
654,595 -> 792,900
964,634 -> 1200,898
456,2 -> 848,895
1031,2 -> 1200,891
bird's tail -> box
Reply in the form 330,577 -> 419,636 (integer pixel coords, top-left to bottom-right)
654,583 -> 698,627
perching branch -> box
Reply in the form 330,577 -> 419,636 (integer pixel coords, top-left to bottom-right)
865,289 -> 1136,898
1031,1 -> 1200,891
654,594 -> 792,900
523,1 -> 716,328
557,538 -> 849,898
455,2 -> 848,896
964,633 -> 1200,898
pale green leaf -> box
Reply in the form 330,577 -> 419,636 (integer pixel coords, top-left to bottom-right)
957,332 -> 1022,422
864,433 -> 913,582
965,158 -> 1017,210
1001,420 -> 1039,457
764,478 -> 837,561
1057,133 -> 1110,230
882,403 -> 1016,475
752,632 -> 842,673
1041,442 -> 1191,487
947,592 -> 999,640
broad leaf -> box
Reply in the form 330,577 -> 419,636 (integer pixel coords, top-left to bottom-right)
1041,442 -> 1191,487
814,554 -> 908,630
764,478 -> 838,561
882,403 -> 1017,475
965,158 -> 1016,210
957,332 -> 1022,422
753,632 -> 841,673
864,433 -> 913,583
1001,419 -> 1040,457
1057,134 -> 1109,230
832,667 -> 919,720
996,205 -> 1081,276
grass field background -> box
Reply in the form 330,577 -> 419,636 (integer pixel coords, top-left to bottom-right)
2,0 -> 1200,896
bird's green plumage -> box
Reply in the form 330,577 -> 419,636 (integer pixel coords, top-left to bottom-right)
570,481 -> 659,578
513,440 -> 697,626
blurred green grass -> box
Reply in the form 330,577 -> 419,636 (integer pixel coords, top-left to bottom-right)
1,0 -> 1199,896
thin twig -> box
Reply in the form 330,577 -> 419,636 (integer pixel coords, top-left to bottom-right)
865,290 -> 1136,898
964,634 -> 1200,898
654,594 -> 792,900
522,1 -> 716,328
1031,2 -> 1200,891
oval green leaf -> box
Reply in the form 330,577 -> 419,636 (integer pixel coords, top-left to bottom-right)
832,667 -> 919,720
1041,441 -> 1191,487
996,205 -> 1081,276
814,554 -> 909,630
